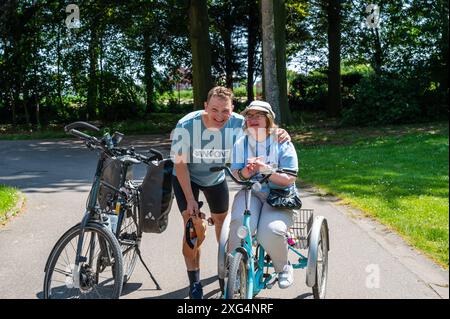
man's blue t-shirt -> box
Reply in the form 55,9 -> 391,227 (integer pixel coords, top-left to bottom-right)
171,110 -> 245,187
231,134 -> 298,193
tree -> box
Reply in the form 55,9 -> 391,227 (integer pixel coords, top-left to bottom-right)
210,0 -> 235,89
188,0 -> 213,108
261,0 -> 291,124
326,0 -> 342,117
246,0 -> 261,103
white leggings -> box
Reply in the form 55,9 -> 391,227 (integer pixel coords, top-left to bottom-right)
228,189 -> 294,272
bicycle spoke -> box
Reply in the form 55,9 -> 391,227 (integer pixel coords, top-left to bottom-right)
83,232 -> 93,259
63,245 -> 72,266
53,268 -> 72,277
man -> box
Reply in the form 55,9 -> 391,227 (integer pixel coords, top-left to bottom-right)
170,86 -> 289,299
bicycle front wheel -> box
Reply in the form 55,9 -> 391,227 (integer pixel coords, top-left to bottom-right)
43,222 -> 124,299
225,251 -> 249,299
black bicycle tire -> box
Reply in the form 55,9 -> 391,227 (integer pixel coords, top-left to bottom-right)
43,222 -> 124,299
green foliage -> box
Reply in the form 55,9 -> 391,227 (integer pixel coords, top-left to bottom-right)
288,61 -> 448,126
0,185 -> 18,222
233,86 -> 248,98
289,70 -> 328,111
288,65 -> 371,112
0,0 -> 448,127
342,73 -> 448,126
104,113 -> 184,135
297,127 -> 449,268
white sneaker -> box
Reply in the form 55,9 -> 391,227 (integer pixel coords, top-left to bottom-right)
278,264 -> 294,289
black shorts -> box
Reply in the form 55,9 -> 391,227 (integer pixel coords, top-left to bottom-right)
172,175 -> 229,214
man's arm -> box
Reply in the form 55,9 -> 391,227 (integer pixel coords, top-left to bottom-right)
174,154 -> 198,216
276,128 -> 291,143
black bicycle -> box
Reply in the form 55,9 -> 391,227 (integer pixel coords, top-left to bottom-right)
43,121 -> 165,299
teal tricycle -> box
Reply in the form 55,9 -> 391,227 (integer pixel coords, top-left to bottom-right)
213,166 -> 330,299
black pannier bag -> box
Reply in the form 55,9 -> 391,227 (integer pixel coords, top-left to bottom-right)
139,159 -> 174,233
98,158 -> 132,210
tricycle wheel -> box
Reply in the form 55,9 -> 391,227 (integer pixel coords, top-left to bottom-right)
311,219 -> 329,299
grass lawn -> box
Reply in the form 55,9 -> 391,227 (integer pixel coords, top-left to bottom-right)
296,124 -> 449,268
0,185 -> 19,223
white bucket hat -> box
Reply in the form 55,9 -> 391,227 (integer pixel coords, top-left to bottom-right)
241,100 -> 276,119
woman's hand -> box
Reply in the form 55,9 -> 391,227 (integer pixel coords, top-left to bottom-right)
247,157 -> 271,174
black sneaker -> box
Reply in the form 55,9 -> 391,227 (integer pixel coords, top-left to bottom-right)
189,282 -> 203,299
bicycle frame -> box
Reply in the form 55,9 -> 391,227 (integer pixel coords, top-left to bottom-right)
74,151 -> 138,263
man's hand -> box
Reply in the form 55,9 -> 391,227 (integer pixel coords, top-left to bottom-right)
276,128 -> 291,143
186,198 -> 199,217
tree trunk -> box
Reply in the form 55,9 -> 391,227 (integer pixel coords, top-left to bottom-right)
12,87 -> 20,125
439,0 -> 449,91
223,28 -> 234,89
99,34 -> 104,119
143,31 -> 155,113
326,0 -> 342,117
33,25 -> 40,127
261,0 -> 291,124
23,88 -> 30,126
3,44 -> 16,124
35,92 -> 40,128
57,24 -> 64,110
373,27 -> 383,75
87,23 -> 98,121
247,2 -> 258,103
188,0 -> 213,109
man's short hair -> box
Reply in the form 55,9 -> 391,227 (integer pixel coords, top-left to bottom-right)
206,86 -> 234,103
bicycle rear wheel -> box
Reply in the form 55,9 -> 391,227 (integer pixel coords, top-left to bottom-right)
43,222 -> 123,299
117,208 -> 140,284
225,251 -> 249,299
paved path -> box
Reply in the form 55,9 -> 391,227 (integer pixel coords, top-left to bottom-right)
0,136 -> 448,299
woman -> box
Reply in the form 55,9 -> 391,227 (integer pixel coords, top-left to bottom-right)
230,100 -> 299,289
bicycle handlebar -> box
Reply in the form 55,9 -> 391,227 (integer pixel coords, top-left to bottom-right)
64,121 -> 100,133
210,166 -> 297,187
209,166 -> 272,186
65,121 -> 164,164
68,128 -> 98,143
